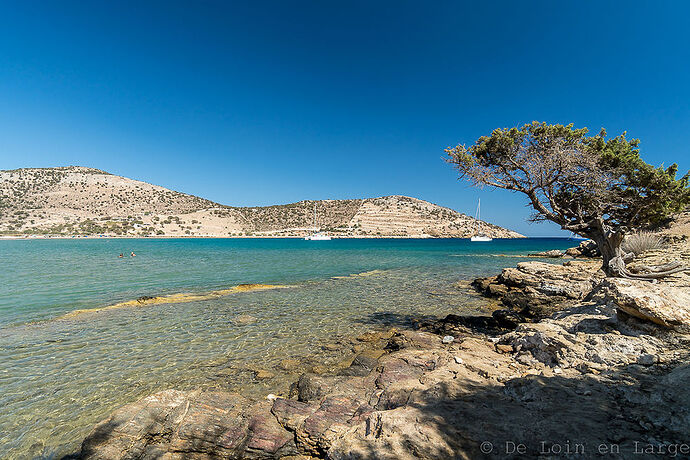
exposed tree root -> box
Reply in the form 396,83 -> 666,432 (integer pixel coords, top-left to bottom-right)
629,261 -> 683,274
609,256 -> 689,281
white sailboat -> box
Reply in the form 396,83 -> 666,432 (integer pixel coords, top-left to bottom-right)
470,199 -> 493,242
304,202 -> 332,240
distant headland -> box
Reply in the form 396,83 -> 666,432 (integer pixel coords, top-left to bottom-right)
0,166 -> 523,238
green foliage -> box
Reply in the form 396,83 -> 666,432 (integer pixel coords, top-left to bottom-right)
446,121 -> 690,235
595,135 -> 689,227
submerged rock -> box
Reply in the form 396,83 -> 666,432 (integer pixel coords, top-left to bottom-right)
255,369 -> 276,380
278,358 -> 301,371
232,314 -> 258,326
528,249 -> 564,258
340,350 -> 386,377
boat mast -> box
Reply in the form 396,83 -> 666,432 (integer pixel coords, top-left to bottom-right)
476,199 -> 481,234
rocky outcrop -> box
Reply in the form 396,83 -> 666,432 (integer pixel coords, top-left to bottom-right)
332,311 -> 690,460
471,260 -> 604,323
78,331 -> 450,460
499,301 -> 670,371
565,240 -> 601,258
601,278 -> 690,332
80,390 -> 297,460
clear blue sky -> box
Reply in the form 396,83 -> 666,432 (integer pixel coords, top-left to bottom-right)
1,1 -> 689,236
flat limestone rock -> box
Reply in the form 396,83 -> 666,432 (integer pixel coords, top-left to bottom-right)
603,278 -> 690,331
80,389 -> 296,460
470,261 -> 604,322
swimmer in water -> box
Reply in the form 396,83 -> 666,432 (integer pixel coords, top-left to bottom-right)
118,253 -> 124,258
131,252 -> 136,257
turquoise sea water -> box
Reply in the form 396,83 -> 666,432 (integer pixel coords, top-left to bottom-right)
0,237 -> 574,459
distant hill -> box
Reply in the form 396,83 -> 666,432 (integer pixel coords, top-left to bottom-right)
0,166 -> 524,238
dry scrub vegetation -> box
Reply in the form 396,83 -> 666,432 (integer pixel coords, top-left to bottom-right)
0,167 -> 522,238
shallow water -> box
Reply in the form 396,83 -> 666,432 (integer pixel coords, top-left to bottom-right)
0,237 -> 574,459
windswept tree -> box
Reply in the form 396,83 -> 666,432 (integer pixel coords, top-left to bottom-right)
445,122 -> 690,279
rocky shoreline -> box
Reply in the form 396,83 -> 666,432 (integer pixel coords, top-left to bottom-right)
76,237 -> 690,459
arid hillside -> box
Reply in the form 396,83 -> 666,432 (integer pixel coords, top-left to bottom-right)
0,166 -> 523,238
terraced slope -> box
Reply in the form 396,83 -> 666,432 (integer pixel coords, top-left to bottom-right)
349,196 -> 510,237
0,167 -> 523,238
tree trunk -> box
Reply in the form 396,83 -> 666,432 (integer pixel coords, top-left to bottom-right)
587,231 -> 625,276
583,220 -> 625,277
584,224 -> 688,280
